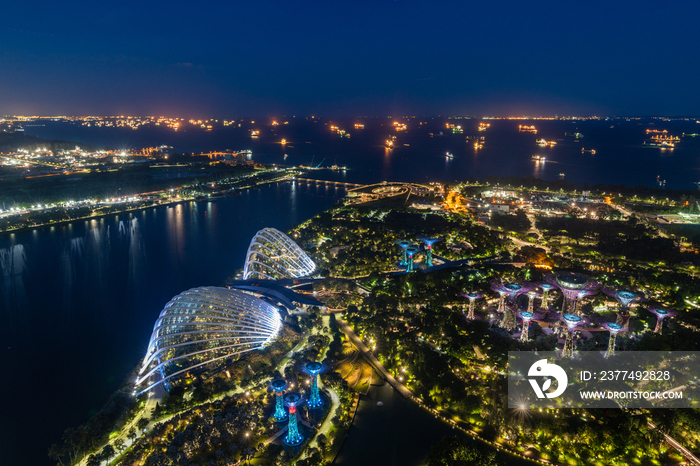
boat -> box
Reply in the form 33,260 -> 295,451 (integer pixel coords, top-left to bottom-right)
474,142 -> 483,149
564,132 -> 583,138
532,154 -> 546,161
683,133 -> 699,137
385,139 -> 394,148
519,125 -> 537,134
429,131 -> 444,137
643,141 -> 675,148
284,154 -> 288,160
281,138 -> 286,145
446,152 -> 453,159
536,139 -> 557,147
581,148 -> 596,154
478,122 -> 490,131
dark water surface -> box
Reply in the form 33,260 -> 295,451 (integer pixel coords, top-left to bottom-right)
25,118 -> 700,190
335,382 -> 531,466
0,184 -> 341,465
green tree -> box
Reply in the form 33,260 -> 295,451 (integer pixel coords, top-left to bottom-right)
426,436 -> 499,466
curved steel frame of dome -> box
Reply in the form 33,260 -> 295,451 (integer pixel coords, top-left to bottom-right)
243,228 -> 316,280
134,287 -> 282,396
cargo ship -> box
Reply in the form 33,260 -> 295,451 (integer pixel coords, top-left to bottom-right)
532,154 -> 546,161
536,139 -> 557,147
519,125 -> 537,133
478,122 -> 490,131
564,132 -> 583,138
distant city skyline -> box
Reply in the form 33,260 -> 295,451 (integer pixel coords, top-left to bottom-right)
1,0 -> 698,117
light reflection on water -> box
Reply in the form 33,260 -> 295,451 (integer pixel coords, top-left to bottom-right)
0,184 -> 341,466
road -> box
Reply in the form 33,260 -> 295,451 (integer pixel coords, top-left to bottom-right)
336,317 -> 413,398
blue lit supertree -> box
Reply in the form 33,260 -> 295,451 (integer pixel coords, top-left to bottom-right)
283,392 -> 305,446
647,306 -> 676,335
537,283 -> 555,310
270,379 -> 288,421
562,313 -> 583,358
460,291 -> 484,320
395,240 -> 411,266
304,361 -> 323,409
405,246 -> 419,272
491,281 -> 534,331
545,272 -> 599,315
602,288 -> 646,329
518,311 -> 535,342
604,322 -> 623,358
418,237 -> 440,267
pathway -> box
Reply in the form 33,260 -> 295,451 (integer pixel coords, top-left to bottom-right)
336,317 -> 413,398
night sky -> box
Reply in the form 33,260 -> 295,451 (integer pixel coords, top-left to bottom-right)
1,0 -> 698,117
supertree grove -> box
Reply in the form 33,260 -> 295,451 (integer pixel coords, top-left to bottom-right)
405,246 -> 419,272
304,361 -> 323,409
395,240 -> 411,266
270,379 -> 288,421
418,237 -> 440,267
562,313 -> 583,358
283,392 -> 305,446
519,311 -> 534,342
604,322 -> 623,358
538,283 -> 555,309
648,306 -> 676,334
545,272 -> 599,315
461,291 -> 484,320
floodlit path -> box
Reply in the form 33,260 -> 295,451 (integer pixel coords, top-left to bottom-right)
648,421 -> 700,465
336,317 -> 413,398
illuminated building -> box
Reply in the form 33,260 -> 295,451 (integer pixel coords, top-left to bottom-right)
604,322 -> 623,358
243,228 -> 316,280
648,307 -> 676,334
283,392 -> 305,446
562,314 -> 582,358
271,379 -> 288,421
461,291 -> 484,320
519,311 -> 534,342
395,240 -> 411,266
305,362 -> 323,409
418,237 -> 440,267
134,287 -> 282,396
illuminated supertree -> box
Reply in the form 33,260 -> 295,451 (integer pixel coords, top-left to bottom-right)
526,290 -> 539,313
604,322 -> 623,358
405,246 -> 419,272
270,379 -> 288,421
519,311 -> 535,342
496,282 -> 535,331
418,237 -> 440,267
603,289 -> 646,329
648,307 -> 676,335
573,289 -> 597,316
304,361 -> 323,409
283,392 -> 305,446
546,272 -> 599,315
537,283 -> 555,310
562,313 -> 583,358
395,240 -> 411,266
461,291 -> 484,320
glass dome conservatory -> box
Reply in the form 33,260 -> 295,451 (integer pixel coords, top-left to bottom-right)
243,227 -> 316,280
134,286 -> 282,395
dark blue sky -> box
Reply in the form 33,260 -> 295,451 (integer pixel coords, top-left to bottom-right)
1,0 -> 698,117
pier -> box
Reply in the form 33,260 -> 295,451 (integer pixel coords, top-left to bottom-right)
292,177 -> 364,188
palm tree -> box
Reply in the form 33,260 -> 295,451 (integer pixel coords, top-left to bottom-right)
48,443 -> 65,466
